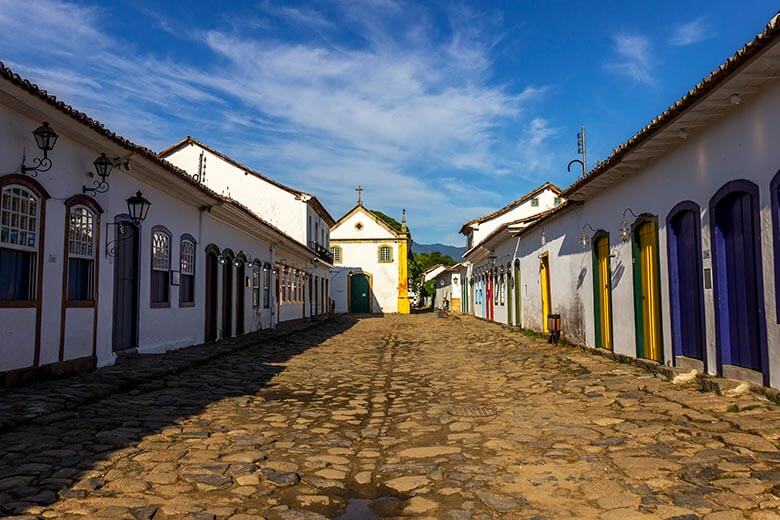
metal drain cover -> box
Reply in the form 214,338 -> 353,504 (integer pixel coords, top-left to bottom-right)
449,406 -> 497,417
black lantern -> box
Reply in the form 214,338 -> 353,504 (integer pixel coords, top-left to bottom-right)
83,153 -> 115,194
33,122 -> 58,157
21,122 -> 58,176
127,191 -> 151,226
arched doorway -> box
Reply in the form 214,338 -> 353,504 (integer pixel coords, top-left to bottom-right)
710,180 -> 768,383
221,249 -> 234,338
592,232 -> 613,349
632,217 -> 663,361
235,253 -> 246,335
539,254 -> 551,332
667,202 -> 705,365
112,217 -> 139,352
204,244 -> 220,342
506,264 -> 513,326
350,273 -> 371,313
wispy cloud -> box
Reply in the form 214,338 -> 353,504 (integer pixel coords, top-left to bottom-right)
670,17 -> 712,47
604,33 -> 654,84
0,0 -> 553,244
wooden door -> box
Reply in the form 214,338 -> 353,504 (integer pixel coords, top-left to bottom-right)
204,252 -> 218,342
633,221 -> 662,361
540,255 -> 551,332
713,192 -> 763,371
514,261 -> 522,327
350,274 -> 370,313
222,262 -> 233,338
235,263 -> 245,335
593,235 -> 613,349
668,208 -> 704,361
112,221 -> 139,352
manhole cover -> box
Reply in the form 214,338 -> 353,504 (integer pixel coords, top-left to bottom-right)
449,406 -> 497,417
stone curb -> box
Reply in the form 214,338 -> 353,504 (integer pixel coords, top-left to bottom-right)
0,319 -> 327,432
466,314 -> 780,404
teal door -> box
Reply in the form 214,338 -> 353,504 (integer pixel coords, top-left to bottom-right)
350,274 -> 370,313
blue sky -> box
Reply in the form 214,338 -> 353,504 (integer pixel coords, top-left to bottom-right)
0,1 -> 776,245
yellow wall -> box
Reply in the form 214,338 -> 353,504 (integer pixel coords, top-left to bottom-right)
397,238 -> 410,314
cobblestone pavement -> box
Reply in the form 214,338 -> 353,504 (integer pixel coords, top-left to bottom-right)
2,314 -> 780,520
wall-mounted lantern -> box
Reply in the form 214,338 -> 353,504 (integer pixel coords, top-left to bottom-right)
580,223 -> 596,249
541,229 -> 547,246
619,208 -> 638,242
83,153 -> 131,195
105,191 -> 151,257
487,254 -> 497,268
21,122 -> 58,176
127,191 -> 151,226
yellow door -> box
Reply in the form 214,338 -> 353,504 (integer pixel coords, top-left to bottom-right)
639,222 -> 662,361
540,255 -> 551,332
595,236 -> 612,349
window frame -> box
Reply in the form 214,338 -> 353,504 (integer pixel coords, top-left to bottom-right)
531,197 -> 540,207
178,233 -> 196,307
0,175 -> 49,308
150,225 -> 172,308
63,196 -> 102,306
378,244 -> 393,263
331,245 -> 342,263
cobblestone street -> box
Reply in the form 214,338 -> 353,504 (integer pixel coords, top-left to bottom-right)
2,314 -> 780,519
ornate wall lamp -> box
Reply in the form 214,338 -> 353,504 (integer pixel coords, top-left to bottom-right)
21,122 -> 58,176
83,153 -> 131,195
105,191 -> 151,257
580,223 -> 597,249
619,208 -> 639,242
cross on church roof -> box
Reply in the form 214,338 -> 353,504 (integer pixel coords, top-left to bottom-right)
356,185 -> 364,206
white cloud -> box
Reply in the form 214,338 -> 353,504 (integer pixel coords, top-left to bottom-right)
0,0 -> 553,245
605,33 -> 654,84
670,17 -> 711,47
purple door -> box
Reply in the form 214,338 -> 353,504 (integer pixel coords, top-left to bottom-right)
711,187 -> 764,373
667,205 -> 704,361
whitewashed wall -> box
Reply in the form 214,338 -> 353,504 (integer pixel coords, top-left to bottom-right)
468,188 -> 560,247
506,79 -> 780,388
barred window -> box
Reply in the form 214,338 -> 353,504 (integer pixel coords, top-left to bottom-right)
1,184 -> 40,301
1,185 -> 39,250
151,227 -> 171,305
330,246 -> 342,263
67,206 -> 96,301
179,236 -> 195,305
378,245 -> 393,263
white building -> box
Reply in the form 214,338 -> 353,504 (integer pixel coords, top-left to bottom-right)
460,13 -> 780,390
160,137 -> 335,321
0,62 -> 331,386
330,199 -> 410,314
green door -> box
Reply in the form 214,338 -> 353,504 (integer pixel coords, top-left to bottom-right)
350,274 -> 370,313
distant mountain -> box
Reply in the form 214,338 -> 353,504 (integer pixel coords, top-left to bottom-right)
412,242 -> 465,260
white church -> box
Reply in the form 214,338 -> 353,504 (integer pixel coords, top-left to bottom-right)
329,189 -> 411,314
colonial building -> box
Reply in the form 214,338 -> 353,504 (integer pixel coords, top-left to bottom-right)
330,195 -> 410,314
457,12 -> 780,390
160,137 -> 335,321
0,63 -> 332,385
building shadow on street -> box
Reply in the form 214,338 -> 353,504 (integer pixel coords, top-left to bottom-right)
0,316 -> 365,516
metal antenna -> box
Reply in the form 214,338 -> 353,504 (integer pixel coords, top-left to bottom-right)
567,126 -> 587,175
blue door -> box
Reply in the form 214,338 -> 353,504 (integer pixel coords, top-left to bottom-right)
667,205 -> 704,361
711,185 -> 766,374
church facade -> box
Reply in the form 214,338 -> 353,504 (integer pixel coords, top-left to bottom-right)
329,197 -> 410,314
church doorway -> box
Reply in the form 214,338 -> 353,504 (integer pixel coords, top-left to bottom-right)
350,273 -> 371,313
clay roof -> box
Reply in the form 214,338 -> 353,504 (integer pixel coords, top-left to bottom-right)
565,11 -> 780,199
0,61 -> 319,260
463,207 -> 561,258
459,182 -> 562,235
331,204 -> 407,239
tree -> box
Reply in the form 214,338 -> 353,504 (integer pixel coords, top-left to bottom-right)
409,251 -> 456,299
